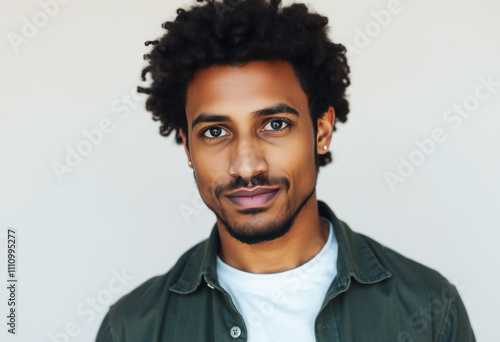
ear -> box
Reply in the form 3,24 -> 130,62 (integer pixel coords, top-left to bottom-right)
316,106 -> 335,155
179,128 -> 193,169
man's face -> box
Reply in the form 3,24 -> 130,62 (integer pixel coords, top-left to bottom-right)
182,60 -> 323,244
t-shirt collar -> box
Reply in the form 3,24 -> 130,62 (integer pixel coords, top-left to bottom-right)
169,200 -> 391,295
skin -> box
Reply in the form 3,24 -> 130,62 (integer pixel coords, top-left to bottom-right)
180,60 -> 335,274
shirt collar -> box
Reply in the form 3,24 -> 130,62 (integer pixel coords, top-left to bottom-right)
169,200 -> 391,295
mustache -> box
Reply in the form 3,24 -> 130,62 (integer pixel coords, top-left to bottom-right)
215,174 -> 290,198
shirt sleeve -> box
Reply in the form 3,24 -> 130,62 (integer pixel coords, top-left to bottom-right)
438,284 -> 476,342
95,311 -> 120,342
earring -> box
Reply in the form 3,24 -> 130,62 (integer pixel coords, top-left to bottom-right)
323,145 -> 328,150
188,161 -> 192,167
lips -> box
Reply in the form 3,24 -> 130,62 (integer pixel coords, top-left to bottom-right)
226,187 -> 280,208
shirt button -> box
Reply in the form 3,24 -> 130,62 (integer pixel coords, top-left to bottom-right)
207,283 -> 215,289
230,326 -> 241,338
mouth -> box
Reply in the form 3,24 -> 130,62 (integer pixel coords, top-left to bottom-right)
225,187 -> 280,208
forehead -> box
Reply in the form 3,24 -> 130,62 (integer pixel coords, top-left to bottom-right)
185,60 -> 309,125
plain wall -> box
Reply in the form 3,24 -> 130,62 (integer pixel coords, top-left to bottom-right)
1,0 -> 498,340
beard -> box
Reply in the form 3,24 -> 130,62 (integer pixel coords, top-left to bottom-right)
214,183 -> 317,245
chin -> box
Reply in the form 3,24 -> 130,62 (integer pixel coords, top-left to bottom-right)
221,213 -> 295,245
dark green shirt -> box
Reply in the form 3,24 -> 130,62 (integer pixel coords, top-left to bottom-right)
96,200 -> 475,341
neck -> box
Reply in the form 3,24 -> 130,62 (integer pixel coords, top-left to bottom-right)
217,197 -> 329,274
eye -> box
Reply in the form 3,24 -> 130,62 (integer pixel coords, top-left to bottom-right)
263,119 -> 291,132
202,126 -> 229,139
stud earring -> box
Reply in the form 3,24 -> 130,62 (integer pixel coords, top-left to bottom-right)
188,161 -> 192,167
323,145 -> 328,150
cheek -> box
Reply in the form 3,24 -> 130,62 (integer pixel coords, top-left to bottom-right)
193,148 -> 229,200
285,125 -> 317,166
268,135 -> 317,186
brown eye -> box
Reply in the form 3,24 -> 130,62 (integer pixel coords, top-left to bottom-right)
203,127 -> 229,139
263,119 -> 290,131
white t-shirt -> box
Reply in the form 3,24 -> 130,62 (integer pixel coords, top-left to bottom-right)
216,217 -> 338,342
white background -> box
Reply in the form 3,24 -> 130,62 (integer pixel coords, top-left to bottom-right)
1,0 -> 498,341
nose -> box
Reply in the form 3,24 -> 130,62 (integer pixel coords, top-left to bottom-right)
228,139 -> 268,181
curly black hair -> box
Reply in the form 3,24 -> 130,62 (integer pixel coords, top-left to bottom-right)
138,0 -> 350,167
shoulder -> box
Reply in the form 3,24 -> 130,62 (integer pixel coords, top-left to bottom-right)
351,229 -> 456,304
359,231 -> 447,286
96,238 -> 209,341
349,231 -> 475,341
113,238 -> 207,314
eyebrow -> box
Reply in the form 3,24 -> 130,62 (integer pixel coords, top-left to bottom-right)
191,103 -> 300,130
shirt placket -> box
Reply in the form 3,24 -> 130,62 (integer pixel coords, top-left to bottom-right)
206,277 -> 249,342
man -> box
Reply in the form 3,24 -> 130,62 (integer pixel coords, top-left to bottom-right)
96,0 -> 475,341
